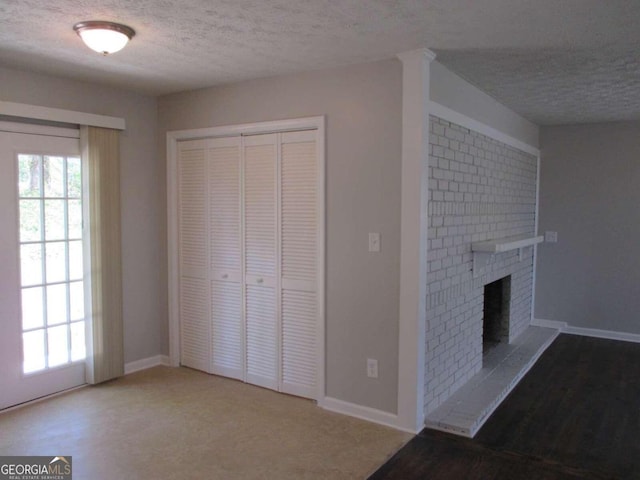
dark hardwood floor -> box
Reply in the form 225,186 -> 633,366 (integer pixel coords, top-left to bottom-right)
370,334 -> 640,480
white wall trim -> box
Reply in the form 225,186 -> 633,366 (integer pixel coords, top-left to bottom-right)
167,115 -> 326,402
0,385 -> 88,415
124,355 -> 170,375
395,48 -> 435,433
314,119 -> 327,403
321,397 -> 417,434
530,153 -> 541,327
0,120 -> 79,138
564,326 -> 640,344
167,130 -> 180,368
167,116 -> 322,142
0,101 -> 125,130
428,101 -> 539,157
532,318 -> 640,344
531,318 -> 568,330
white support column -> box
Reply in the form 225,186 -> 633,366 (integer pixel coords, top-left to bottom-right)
396,49 -> 435,433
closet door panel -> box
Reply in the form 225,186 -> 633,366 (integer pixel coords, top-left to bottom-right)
244,136 -> 277,279
208,138 -> 243,379
210,139 -> 242,275
244,134 -> 278,388
280,132 -> 318,399
178,140 -> 210,372
281,289 -> 316,397
245,284 -> 278,389
180,278 -> 209,372
211,280 -> 243,378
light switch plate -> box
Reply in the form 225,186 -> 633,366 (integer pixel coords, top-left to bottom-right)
367,358 -> 378,378
545,231 -> 558,243
368,233 -> 381,252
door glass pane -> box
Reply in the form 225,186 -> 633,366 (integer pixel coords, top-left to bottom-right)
22,287 -> 44,330
18,155 -> 42,197
44,200 -> 65,240
47,324 -> 69,367
70,321 -> 86,361
44,156 -> 65,197
20,244 -> 43,286
68,200 -> 82,239
19,200 -> 42,242
69,281 -> 84,321
67,157 -> 81,198
46,284 -> 68,326
23,330 -> 46,374
68,241 -> 83,280
17,151 -> 86,375
45,242 -> 67,284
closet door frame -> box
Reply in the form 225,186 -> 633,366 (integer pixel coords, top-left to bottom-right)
167,116 -> 325,402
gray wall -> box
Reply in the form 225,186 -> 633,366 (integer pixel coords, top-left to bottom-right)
158,59 -> 403,413
536,122 -> 640,333
0,66 -> 163,363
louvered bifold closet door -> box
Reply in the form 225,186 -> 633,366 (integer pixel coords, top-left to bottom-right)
178,140 -> 211,372
243,134 -> 278,390
280,131 -> 319,399
208,137 -> 243,379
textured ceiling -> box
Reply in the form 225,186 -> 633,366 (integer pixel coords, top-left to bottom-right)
435,48 -> 640,125
1,0 -> 640,125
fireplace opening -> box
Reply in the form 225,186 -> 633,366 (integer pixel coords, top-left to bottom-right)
483,276 -> 511,355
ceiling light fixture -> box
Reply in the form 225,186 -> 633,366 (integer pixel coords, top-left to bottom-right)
73,21 -> 135,55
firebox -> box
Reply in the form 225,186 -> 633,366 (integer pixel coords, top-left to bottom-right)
482,276 -> 511,355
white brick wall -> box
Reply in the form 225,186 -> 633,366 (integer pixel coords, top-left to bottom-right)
424,115 -> 537,415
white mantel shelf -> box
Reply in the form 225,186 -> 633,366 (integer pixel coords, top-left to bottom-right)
471,234 -> 544,276
472,234 -> 544,254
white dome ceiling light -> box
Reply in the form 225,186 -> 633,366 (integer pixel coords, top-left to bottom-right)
73,21 -> 135,55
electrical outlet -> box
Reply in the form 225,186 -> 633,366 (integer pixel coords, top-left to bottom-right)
367,358 -> 378,378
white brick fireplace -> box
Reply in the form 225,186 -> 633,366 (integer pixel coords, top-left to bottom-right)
424,115 -> 539,415
396,51 -> 555,436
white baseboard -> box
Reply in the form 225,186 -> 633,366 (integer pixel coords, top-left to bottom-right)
563,326 -> 640,344
533,319 -> 640,344
320,397 -> 417,434
124,355 -> 170,375
531,318 -> 567,330
0,384 -> 88,415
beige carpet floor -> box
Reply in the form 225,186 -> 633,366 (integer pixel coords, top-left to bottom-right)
0,366 -> 411,479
